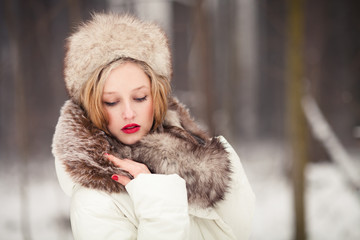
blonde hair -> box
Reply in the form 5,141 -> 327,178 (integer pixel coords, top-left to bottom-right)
80,58 -> 171,134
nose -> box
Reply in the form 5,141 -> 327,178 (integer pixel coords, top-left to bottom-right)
122,102 -> 136,120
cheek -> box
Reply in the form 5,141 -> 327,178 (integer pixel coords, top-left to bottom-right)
105,108 -> 117,128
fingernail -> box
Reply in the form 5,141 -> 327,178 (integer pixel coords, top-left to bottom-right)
104,153 -> 109,157
111,175 -> 118,181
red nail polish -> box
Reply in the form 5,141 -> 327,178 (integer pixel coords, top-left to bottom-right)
104,153 -> 109,157
111,175 -> 118,181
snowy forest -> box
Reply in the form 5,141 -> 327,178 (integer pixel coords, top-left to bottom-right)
1,0 -> 359,239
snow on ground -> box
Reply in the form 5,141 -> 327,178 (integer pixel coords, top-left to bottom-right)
238,140 -> 294,240
0,157 -> 73,240
0,141 -> 359,240
238,140 -> 360,240
306,162 -> 360,240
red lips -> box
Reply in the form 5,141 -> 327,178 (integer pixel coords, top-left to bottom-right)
121,123 -> 140,134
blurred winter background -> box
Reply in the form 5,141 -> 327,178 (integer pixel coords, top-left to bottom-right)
1,0 -> 360,239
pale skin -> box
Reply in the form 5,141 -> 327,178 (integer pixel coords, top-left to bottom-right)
103,62 -> 153,186
106,154 -> 150,185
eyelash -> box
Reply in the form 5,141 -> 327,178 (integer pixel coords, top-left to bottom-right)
135,96 -> 147,102
104,101 -> 117,106
104,96 -> 147,106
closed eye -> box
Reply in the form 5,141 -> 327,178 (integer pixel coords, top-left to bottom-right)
104,101 -> 118,106
135,96 -> 147,102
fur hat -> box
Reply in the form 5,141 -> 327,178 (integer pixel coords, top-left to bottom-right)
64,13 -> 172,102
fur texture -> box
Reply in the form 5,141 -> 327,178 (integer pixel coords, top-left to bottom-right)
52,97 -> 232,208
64,13 -> 171,103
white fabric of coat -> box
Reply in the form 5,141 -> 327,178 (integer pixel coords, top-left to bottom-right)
55,136 -> 255,240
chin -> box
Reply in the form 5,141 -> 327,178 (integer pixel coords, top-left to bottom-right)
118,135 -> 142,145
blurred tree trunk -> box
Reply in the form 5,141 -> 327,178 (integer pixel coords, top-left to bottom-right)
212,0 -> 238,140
192,0 -> 215,135
172,2 -> 191,93
3,1 -> 31,239
67,0 -> 82,24
237,0 -> 259,140
286,0 -> 308,240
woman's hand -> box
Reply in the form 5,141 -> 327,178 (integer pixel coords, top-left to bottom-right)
105,153 -> 151,186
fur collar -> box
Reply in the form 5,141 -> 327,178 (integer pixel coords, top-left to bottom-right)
52,97 -> 231,208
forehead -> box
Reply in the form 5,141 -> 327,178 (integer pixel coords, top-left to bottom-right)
103,62 -> 151,94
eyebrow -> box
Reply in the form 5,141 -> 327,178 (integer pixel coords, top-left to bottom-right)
103,85 -> 150,95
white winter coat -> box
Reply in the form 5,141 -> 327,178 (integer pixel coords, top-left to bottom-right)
55,136 -> 255,240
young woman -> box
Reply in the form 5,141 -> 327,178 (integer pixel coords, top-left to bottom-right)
52,13 -> 255,240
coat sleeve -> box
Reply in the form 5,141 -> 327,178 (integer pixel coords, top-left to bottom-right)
125,174 -> 190,240
70,174 -> 190,240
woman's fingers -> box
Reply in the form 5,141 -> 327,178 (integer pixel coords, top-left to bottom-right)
105,153 -> 150,180
124,160 -> 151,178
111,174 -> 131,186
105,153 -> 123,167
